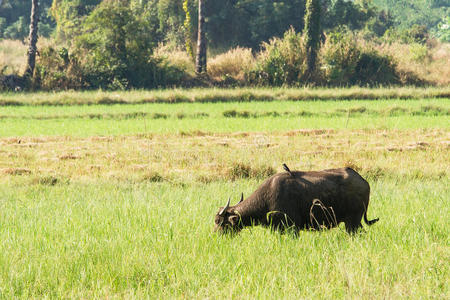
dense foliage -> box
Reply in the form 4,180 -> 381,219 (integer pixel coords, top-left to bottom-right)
37,1 -> 186,90
0,0 -> 448,89
372,0 -> 449,32
1,0 -> 448,43
50,0 -> 102,42
0,0 -> 54,39
247,30 -> 308,86
321,30 -> 399,86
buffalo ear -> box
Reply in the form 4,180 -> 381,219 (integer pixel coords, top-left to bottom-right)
229,215 -> 240,226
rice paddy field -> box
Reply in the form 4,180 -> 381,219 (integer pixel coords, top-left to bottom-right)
0,88 -> 449,298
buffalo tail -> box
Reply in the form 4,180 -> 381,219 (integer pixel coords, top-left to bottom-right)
364,211 -> 379,225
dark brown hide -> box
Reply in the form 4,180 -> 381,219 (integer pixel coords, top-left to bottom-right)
214,167 -> 379,234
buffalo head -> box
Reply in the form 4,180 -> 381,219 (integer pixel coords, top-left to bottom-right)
214,194 -> 243,233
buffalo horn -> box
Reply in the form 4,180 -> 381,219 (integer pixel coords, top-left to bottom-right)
239,193 -> 244,204
219,197 -> 231,216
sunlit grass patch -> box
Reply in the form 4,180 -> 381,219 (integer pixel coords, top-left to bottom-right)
0,98 -> 449,136
0,93 -> 448,297
226,162 -> 276,180
1,87 -> 449,106
0,128 -> 448,184
0,178 -> 447,298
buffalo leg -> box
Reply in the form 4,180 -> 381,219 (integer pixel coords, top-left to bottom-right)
345,215 -> 363,234
267,211 -> 295,232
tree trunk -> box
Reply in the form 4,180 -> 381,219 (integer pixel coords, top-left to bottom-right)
304,0 -> 321,75
25,0 -> 39,78
195,0 -> 207,74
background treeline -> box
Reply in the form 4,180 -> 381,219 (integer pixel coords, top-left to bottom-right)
1,0 -> 449,45
0,0 -> 449,90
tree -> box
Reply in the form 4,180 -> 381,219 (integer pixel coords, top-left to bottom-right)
371,0 -> 449,30
206,0 -> 306,50
304,0 -> 321,75
183,0 -> 194,58
195,0 -> 206,74
0,0 -> 54,39
24,0 -> 39,78
50,0 -> 101,42
436,16 -> 450,42
74,1 -> 159,89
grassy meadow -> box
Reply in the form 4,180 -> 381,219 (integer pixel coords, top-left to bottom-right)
0,89 -> 449,298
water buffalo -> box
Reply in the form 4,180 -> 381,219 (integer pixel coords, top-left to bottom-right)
214,164 -> 379,234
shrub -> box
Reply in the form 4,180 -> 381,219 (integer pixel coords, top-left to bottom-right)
152,44 -> 195,87
35,2 -> 191,90
208,47 -> 255,82
153,44 -> 195,76
352,48 -> 399,85
35,46 -> 85,90
436,17 -> 450,42
383,25 -> 429,45
73,1 -> 156,89
2,16 -> 28,40
321,30 -> 399,86
321,31 -> 360,85
409,43 -> 430,63
247,28 -> 308,86
0,73 -> 26,91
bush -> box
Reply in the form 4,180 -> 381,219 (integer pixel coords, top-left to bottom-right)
247,28 -> 308,86
409,43 -> 430,63
321,31 -> 360,85
73,2 -> 155,89
34,2 -> 191,90
208,47 -> 255,82
152,44 -> 195,87
435,17 -> 450,42
35,46 -> 85,90
35,45 -> 191,90
352,49 -> 399,85
321,30 -> 399,86
71,1 -> 188,90
383,25 -> 429,45
153,44 -> 195,76
0,73 -> 26,91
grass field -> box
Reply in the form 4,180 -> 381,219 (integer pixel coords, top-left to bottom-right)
0,89 -> 449,298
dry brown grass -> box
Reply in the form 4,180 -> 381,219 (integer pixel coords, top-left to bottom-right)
153,43 -> 196,76
0,40 -> 27,74
208,47 -> 255,81
0,129 -> 448,184
0,38 -> 57,75
1,87 -> 449,106
376,41 -> 450,86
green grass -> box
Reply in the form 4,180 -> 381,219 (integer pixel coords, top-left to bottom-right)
2,115 -> 448,137
0,90 -> 448,298
1,99 -> 449,136
0,179 -> 448,298
0,86 -> 449,106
